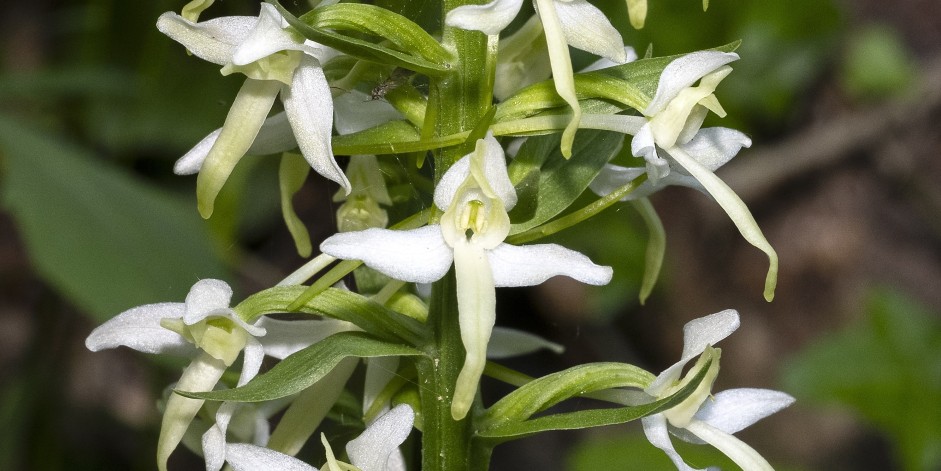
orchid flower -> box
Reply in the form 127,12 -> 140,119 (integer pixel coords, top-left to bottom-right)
320,133 -> 612,419
641,310 -> 795,471
158,3 -> 348,219
224,404 -> 414,471
592,50 -> 779,301
85,279 -> 351,471
446,0 -> 626,157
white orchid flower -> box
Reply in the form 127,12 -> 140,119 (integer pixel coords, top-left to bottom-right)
320,133 -> 612,419
224,404 -> 414,471
642,310 -> 795,471
157,3 -> 348,218
446,0 -> 626,157
591,51 -> 778,301
85,279 -> 351,471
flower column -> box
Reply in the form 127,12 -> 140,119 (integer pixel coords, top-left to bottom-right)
422,2 -> 495,470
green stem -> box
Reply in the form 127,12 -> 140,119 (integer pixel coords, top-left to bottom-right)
506,173 -> 648,245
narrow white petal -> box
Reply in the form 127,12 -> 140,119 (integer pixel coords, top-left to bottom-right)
231,4 -> 318,66
444,0 -> 524,35
488,243 -> 613,287
678,127 -> 751,171
257,317 -> 353,360
158,352 -> 228,471
203,401 -> 238,471
283,58 -> 351,193
642,414 -> 703,471
667,145 -> 778,301
85,303 -> 192,355
183,279 -> 233,325
156,12 -> 255,66
175,129 -> 221,176
197,78 -> 281,218
434,156 -> 472,211
175,113 -> 297,176
477,133 -> 517,210
363,356 -> 400,416
452,240 -> 497,420
320,226 -> 454,283
488,326 -> 564,358
555,0 -> 626,62
239,336 -> 265,386
685,419 -> 775,471
694,388 -> 795,435
347,404 -> 414,471
226,443 -> 318,471
647,310 -> 738,392
535,0 -> 581,157
333,91 -> 403,135
645,51 -> 738,116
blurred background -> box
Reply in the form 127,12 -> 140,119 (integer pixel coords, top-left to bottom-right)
1,0 -> 939,470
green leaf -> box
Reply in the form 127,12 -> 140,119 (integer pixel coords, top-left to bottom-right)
0,114 -> 227,322
273,1 -> 450,77
507,129 -> 623,233
235,286 -> 431,347
480,362 -> 655,430
783,289 -> 941,471
177,331 -> 425,403
476,359 -> 710,441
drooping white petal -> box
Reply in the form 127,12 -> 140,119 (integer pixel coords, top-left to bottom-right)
667,145 -> 778,301
175,113 -> 298,176
333,91 -> 404,135
645,51 -> 738,116
444,0 -> 524,35
488,326 -> 564,358
647,310 -> 738,393
685,419 -> 775,471
156,12 -> 255,66
197,78 -> 281,218
239,336 -> 265,386
641,414 -> 703,471
283,57 -> 351,194
226,443 -> 318,471
693,388 -> 795,436
231,4 -> 320,66
554,0 -> 626,62
183,279 -> 233,324
256,317 -> 353,360
488,242 -> 613,287
85,303 -> 193,355
203,401 -> 237,471
347,404 -> 414,471
581,46 -> 638,72
158,352 -> 229,471
320,226 -> 454,283
534,0 -> 581,157
451,239 -> 497,420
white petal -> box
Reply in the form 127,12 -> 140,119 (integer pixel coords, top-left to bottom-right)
642,414 -> 703,471
238,336 -> 265,386
580,46 -> 638,72
645,51 -> 738,116
231,4 -> 319,66
677,127 -> 751,172
667,145 -> 778,301
347,404 -> 414,471
588,163 -> 647,198
451,240 -> 497,420
487,326 -> 564,358
488,243 -> 613,287
631,123 -> 670,184
257,317 -> 353,360
85,302 -> 192,355
283,58 -> 351,193
555,0 -> 626,62
647,309 -> 738,392
444,0 -> 524,35
320,226 -> 453,283
694,388 -> 795,435
156,12 -> 255,66
183,279 -> 233,324
477,133 -> 517,210
203,401 -> 237,471
434,155 -> 471,211
333,91 -> 403,135
685,419 -> 775,471
175,129 -> 221,176
225,443 -> 317,471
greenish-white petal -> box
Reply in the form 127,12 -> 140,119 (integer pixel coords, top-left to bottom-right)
625,0 -> 648,29
452,239 -> 497,420
685,420 -> 775,471
535,0 -> 581,157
